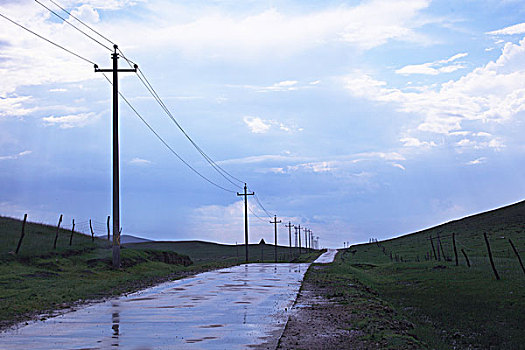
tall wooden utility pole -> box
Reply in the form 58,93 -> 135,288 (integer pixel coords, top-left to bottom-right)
95,44 -> 137,268
296,224 -> 302,254
285,222 -> 293,253
270,215 -> 282,263
237,183 -> 254,263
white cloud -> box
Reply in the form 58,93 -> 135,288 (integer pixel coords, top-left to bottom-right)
0,150 -> 32,161
246,80 -> 299,92
219,154 -> 305,165
466,157 -> 487,165
487,23 -> 525,36
190,200 -> 271,244
42,112 -> 99,128
400,137 -> 437,148
70,4 -> 100,23
243,116 -> 271,134
235,79 -> 322,93
344,37 -> 525,142
455,137 -> 505,151
396,52 -> 467,75
116,0 -> 431,60
0,95 -> 35,117
242,116 -> 302,134
220,151 -> 404,177
443,53 -> 468,63
392,163 -> 406,170
129,157 -> 152,165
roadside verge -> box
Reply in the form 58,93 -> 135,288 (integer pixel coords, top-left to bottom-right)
277,251 -> 423,349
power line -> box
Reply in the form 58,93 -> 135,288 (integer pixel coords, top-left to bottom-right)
0,11 -> 96,65
47,0 -> 115,47
2,7 -> 285,220
34,0 -> 113,52
248,206 -> 268,223
101,73 -> 237,193
132,66 -> 244,188
253,193 -> 273,218
117,51 -> 243,188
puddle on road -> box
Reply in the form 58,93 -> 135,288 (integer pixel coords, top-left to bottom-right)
0,263 -> 310,349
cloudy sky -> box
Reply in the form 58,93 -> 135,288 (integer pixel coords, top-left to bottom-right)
1,0 -> 525,248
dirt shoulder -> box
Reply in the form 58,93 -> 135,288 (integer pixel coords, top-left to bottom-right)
277,263 -> 424,350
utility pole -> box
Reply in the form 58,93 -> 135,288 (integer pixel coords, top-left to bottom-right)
307,229 -> 310,250
237,183 -> 254,263
304,227 -> 308,251
309,230 -> 313,250
285,222 -> 293,255
270,215 -> 282,263
296,224 -> 302,254
95,44 -> 137,269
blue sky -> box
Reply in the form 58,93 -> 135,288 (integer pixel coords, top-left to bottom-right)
1,0 -> 525,248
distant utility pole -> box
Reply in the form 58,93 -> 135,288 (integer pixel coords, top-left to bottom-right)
270,215 -> 282,263
285,222 -> 293,252
304,227 -> 308,251
95,44 -> 137,269
296,224 -> 302,254
237,183 -> 254,263
309,230 -> 313,250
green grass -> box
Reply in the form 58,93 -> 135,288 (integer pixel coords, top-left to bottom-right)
343,200 -> 525,349
305,255 -> 423,349
0,215 -> 321,329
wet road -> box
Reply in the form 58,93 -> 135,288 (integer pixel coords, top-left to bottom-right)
313,249 -> 338,263
0,263 -> 310,349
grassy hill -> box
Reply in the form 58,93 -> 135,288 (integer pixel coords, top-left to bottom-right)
341,200 -> 525,349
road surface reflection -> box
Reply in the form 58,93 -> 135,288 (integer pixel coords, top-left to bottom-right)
0,263 -> 309,349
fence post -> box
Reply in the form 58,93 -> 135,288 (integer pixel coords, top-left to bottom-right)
461,248 -> 471,267
53,214 -> 63,249
107,216 -> 111,241
89,219 -> 95,242
430,236 -> 437,261
437,234 -> 445,261
69,219 -> 75,246
453,232 -> 459,266
509,239 -> 525,275
483,232 -> 500,280
15,214 -> 28,254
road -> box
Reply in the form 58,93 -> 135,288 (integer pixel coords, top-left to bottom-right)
313,249 -> 338,263
0,263 -> 310,349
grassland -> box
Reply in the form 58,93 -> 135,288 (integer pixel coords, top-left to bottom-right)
125,240 -> 319,264
0,215 -> 320,330
343,200 -> 525,349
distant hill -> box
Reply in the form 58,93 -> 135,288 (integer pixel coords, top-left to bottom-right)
97,234 -> 153,244
124,240 -> 310,263
121,235 -> 153,244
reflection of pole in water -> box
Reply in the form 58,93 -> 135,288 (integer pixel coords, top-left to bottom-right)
111,301 -> 120,347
